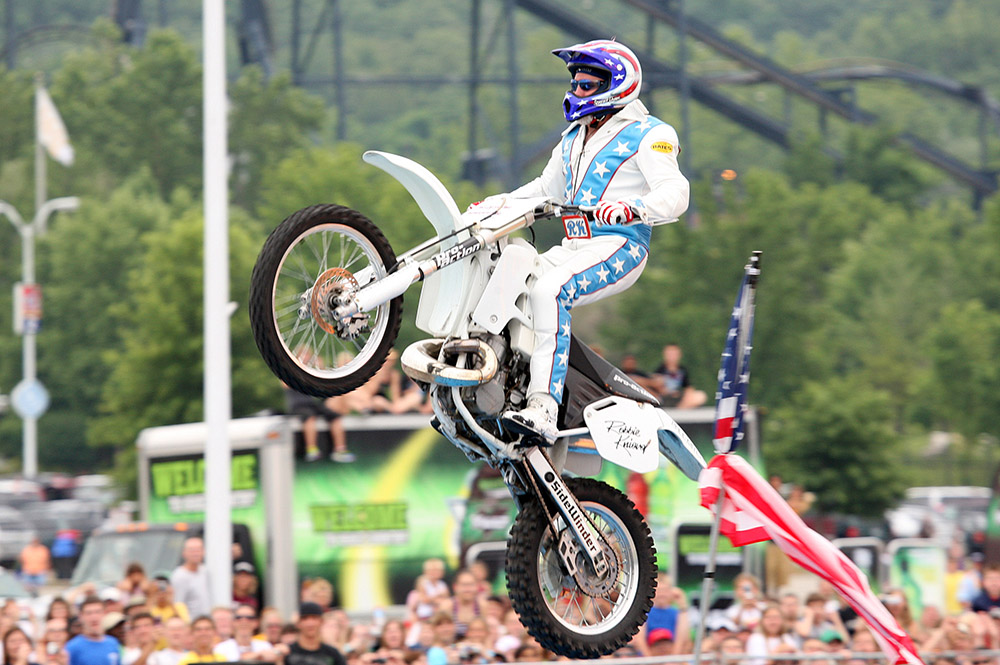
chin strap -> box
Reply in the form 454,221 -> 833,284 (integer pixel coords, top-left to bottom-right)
585,107 -> 622,130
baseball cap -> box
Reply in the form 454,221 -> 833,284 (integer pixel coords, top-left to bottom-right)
299,602 -> 324,618
99,588 -> 123,603
101,612 -> 126,633
234,561 -> 256,575
647,627 -> 674,645
819,628 -> 844,644
705,615 -> 739,633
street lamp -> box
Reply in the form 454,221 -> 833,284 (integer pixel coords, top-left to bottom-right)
1,195 -> 80,478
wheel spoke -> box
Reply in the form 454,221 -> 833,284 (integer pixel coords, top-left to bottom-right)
533,497 -> 642,637
270,222 -> 393,381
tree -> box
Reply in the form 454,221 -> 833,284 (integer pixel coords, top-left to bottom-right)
53,22 -> 202,200
228,68 -> 325,212
764,376 -> 907,516
602,169 -> 884,409
16,173 -> 171,468
924,300 -> 1000,443
88,204 -> 281,488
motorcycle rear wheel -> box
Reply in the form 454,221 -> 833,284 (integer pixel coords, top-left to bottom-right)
506,477 -> 656,658
249,204 -> 402,397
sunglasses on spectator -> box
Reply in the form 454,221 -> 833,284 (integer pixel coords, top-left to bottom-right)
569,79 -> 603,93
235,614 -> 256,620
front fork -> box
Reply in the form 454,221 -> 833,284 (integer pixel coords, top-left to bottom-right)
521,447 -> 610,580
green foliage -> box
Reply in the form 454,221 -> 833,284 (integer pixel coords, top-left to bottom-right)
764,376 -> 907,516
924,300 -> 1000,442
843,127 -> 932,207
87,204 -> 281,488
229,68 -> 325,212
605,169 -> 886,408
53,22 -> 202,200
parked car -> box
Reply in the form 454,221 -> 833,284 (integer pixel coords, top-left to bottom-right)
19,499 -> 107,547
0,504 -> 38,567
71,475 -> 121,507
885,486 -> 991,542
0,478 -> 45,508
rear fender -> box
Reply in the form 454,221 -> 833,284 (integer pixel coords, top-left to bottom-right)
655,410 -> 707,481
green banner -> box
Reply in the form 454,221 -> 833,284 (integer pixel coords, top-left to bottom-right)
144,416 -> 750,609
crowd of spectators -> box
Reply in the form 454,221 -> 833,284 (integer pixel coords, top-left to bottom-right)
283,349 -> 434,463
6,539 -> 999,665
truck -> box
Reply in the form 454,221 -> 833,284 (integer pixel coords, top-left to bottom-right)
74,407 -> 760,617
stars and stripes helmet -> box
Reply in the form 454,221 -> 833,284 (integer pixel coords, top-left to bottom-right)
553,39 -> 642,123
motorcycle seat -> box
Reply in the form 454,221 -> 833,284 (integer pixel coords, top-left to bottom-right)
567,335 -> 660,407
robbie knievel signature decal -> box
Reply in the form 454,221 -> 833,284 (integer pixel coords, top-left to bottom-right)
605,420 -> 652,454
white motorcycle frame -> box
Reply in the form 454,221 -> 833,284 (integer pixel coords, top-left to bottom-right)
362,150 -> 706,480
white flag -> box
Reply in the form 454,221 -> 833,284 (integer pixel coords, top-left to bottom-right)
36,86 -> 74,166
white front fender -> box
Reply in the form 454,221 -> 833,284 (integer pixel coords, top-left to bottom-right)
363,150 -> 462,236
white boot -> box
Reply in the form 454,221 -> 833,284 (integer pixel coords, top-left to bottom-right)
503,393 -> 559,444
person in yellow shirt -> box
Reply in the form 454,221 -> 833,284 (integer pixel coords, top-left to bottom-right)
148,576 -> 191,624
177,617 -> 226,665
148,576 -> 190,650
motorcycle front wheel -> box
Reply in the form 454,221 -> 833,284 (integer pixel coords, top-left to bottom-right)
249,204 -> 402,397
506,477 -> 657,659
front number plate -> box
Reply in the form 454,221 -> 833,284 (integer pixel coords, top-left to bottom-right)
562,214 -> 591,240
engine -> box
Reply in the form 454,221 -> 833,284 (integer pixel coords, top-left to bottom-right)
463,333 -> 515,416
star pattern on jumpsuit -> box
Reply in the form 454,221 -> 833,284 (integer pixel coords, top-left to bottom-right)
561,321 -> 572,337
597,265 -> 610,283
578,274 -> 591,290
628,243 -> 642,260
579,188 -> 596,204
593,161 -> 610,179
612,257 -> 626,274
557,350 -> 569,366
613,140 -> 631,156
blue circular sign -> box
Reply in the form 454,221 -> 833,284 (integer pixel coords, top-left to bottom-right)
11,379 -> 49,419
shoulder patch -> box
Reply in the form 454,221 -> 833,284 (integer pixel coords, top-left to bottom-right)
650,141 -> 674,154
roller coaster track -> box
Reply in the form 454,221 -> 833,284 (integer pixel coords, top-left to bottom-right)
515,0 -> 998,197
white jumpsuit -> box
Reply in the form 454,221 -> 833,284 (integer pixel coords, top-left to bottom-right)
508,99 -> 689,402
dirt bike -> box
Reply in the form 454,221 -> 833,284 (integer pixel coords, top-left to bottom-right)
249,150 -> 707,658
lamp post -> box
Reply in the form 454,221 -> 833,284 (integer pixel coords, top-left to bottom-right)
0,196 -> 80,478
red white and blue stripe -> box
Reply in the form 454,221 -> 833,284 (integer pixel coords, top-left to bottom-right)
546,240 -> 648,399
712,258 -> 757,453
560,118 -> 662,247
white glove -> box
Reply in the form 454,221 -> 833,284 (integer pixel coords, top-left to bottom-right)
594,200 -> 636,226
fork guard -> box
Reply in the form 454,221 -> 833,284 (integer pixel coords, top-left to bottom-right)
401,338 -> 499,387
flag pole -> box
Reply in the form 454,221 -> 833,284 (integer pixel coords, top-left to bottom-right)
34,72 -> 46,213
692,481 -> 726,663
693,252 -> 762,663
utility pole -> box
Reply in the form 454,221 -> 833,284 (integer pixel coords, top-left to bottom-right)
1,197 -> 79,478
202,0 -> 233,609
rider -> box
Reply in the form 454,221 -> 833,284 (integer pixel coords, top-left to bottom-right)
497,39 -> 689,443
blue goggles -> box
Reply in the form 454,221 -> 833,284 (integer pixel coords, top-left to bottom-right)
569,79 -> 604,93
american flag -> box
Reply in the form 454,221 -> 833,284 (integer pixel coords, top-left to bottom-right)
712,253 -> 759,454
699,455 -> 924,665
